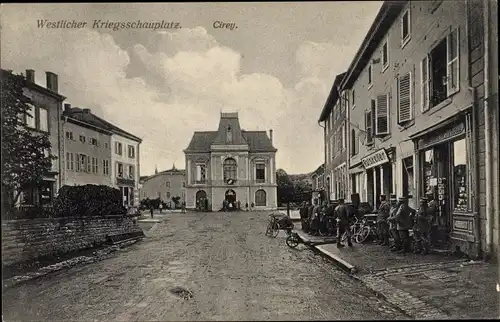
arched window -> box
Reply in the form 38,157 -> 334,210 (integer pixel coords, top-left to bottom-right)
255,189 -> 266,206
223,158 -> 237,181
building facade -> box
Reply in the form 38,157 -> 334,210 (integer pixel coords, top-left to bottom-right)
61,105 -> 142,207
62,105 -> 113,187
318,73 -> 349,202
338,0 -> 498,259
139,165 -> 186,208
9,69 -> 66,206
111,130 -> 141,207
184,112 -> 278,211
310,163 -> 325,205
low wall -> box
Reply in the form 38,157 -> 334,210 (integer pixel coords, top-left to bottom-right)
1,215 -> 142,267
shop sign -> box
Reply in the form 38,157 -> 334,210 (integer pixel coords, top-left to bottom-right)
361,149 -> 390,169
417,123 -> 466,150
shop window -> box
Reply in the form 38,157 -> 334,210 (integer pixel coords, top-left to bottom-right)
423,149 -> 436,197
402,157 -> 415,199
453,139 -> 468,212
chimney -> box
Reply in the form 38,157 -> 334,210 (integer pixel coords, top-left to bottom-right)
82,108 -> 91,113
269,129 -> 273,144
45,71 -> 58,93
64,103 -> 71,112
26,69 -> 35,83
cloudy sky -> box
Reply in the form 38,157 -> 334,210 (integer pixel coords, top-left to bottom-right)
1,2 -> 382,175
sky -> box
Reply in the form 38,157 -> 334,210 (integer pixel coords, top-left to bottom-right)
1,2 -> 382,176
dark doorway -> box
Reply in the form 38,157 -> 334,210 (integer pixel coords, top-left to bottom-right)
225,189 -> 236,209
196,190 -> 207,210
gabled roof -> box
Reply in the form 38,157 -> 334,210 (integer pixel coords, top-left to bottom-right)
340,1 -> 407,89
318,72 -> 346,122
63,107 -> 142,143
141,167 -> 186,183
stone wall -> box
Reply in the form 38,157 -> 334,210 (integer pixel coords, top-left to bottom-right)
1,215 -> 142,267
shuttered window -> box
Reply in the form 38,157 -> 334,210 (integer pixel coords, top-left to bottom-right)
365,110 -> 373,145
398,72 -> 412,123
421,56 -> 430,111
375,94 -> 390,135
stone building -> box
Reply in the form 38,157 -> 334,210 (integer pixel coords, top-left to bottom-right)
336,0 -> 498,259
139,165 -> 186,208
310,163 -> 325,205
318,72 -> 349,202
61,105 -> 142,207
184,112 -> 278,211
3,69 -> 66,207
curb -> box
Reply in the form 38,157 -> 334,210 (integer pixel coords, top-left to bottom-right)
314,244 -> 357,274
3,239 -> 141,290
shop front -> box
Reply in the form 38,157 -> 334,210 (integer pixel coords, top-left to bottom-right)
412,112 -> 479,255
361,148 -> 395,210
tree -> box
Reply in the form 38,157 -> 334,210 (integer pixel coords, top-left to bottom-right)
1,72 -> 57,211
172,196 -> 181,207
276,168 -> 294,205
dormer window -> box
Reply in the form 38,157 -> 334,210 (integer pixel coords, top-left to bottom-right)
226,125 -> 233,143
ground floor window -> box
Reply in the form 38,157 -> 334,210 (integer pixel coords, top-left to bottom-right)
120,186 -> 134,206
452,138 -> 469,212
255,189 -> 266,206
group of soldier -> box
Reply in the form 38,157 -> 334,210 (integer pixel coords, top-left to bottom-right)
300,192 -> 439,254
376,193 -> 438,254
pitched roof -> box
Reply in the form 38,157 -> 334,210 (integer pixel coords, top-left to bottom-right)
141,167 -> 186,183
184,121 -> 277,153
318,72 -> 346,122
211,112 -> 248,145
63,107 -> 142,142
340,1 -> 407,89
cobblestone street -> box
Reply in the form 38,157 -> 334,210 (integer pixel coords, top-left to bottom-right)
3,211 -> 408,321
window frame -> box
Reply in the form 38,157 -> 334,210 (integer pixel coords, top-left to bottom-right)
401,7 -> 411,48
368,64 -> 373,88
196,163 -> 207,183
420,55 -> 431,112
255,162 -> 266,183
365,109 -> 374,146
223,158 -> 237,182
446,27 -> 460,96
351,89 -> 356,109
25,103 -> 36,129
382,40 -> 389,72
255,189 -> 267,206
115,142 -> 123,155
128,145 -> 135,158
38,107 -> 49,132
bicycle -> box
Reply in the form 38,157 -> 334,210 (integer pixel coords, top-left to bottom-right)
265,213 -> 293,238
355,218 -> 380,243
340,217 -> 362,243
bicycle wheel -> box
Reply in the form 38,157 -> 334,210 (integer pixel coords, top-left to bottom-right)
271,223 -> 279,238
265,222 -> 273,236
286,235 -> 299,248
356,226 -> 371,243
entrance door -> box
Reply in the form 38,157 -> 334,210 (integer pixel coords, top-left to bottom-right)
225,189 -> 236,209
196,190 -> 207,210
435,144 -> 451,230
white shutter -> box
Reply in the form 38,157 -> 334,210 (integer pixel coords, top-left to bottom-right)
375,94 -> 390,135
421,56 -> 430,111
398,72 -> 412,123
446,28 -> 459,95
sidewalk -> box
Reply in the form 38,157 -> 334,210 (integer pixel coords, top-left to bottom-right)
313,242 -> 500,319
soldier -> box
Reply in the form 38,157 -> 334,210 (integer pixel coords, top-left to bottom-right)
336,198 -> 353,248
376,194 -> 391,246
413,197 -> 431,254
427,194 -> 439,246
393,197 -> 413,253
387,194 -> 401,251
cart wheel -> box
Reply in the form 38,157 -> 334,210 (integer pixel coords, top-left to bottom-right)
286,235 -> 299,248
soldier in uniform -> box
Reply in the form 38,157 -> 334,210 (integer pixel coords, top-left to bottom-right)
336,198 -> 353,248
393,197 -> 413,253
376,194 -> 391,246
387,194 -> 401,251
427,194 -> 439,246
413,197 -> 431,254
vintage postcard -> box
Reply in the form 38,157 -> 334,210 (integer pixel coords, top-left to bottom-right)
1,1 -> 499,321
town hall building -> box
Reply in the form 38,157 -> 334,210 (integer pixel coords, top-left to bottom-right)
184,112 -> 278,211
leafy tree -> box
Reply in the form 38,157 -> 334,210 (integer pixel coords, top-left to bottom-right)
172,196 -> 181,206
276,168 -> 294,205
1,71 -> 57,211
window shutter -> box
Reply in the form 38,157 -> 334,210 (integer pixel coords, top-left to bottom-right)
446,28 -> 459,95
421,57 -> 430,111
375,94 -> 390,135
398,72 -> 412,123
365,110 -> 373,144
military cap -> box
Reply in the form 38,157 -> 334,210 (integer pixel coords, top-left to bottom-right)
398,196 -> 408,201
337,197 -> 345,202
390,194 -> 397,201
